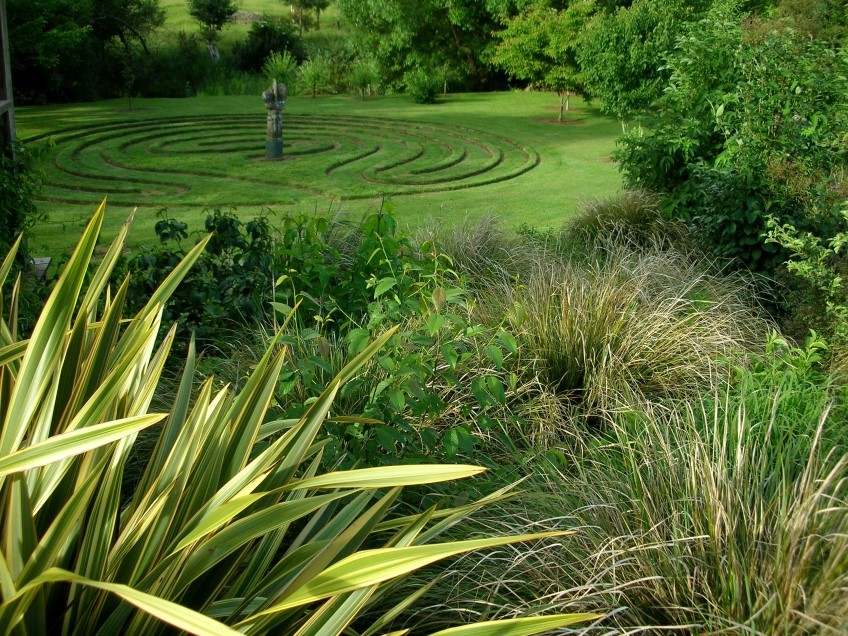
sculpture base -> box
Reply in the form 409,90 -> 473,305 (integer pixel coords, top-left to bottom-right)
265,140 -> 283,160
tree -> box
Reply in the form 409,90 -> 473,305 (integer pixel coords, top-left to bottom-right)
336,0 -> 507,91
290,0 -> 330,35
577,0 -> 709,129
298,54 -> 331,97
7,0 -> 165,102
494,0 -> 593,122
90,0 -> 165,54
188,0 -> 239,42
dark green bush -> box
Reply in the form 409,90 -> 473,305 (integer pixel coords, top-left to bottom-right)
125,209 -> 274,343
137,32 -> 216,97
616,10 -> 847,273
0,141 -> 43,260
233,15 -> 305,73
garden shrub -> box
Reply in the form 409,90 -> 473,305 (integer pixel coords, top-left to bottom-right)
349,58 -> 379,100
561,190 -> 693,255
298,54 -> 332,97
262,50 -> 299,89
136,32 -> 216,97
404,68 -> 439,104
233,14 -> 305,73
125,208 -> 274,344
395,331 -> 848,634
0,141 -> 42,261
616,6 -> 848,273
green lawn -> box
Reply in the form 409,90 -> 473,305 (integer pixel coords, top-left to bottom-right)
17,91 -> 622,254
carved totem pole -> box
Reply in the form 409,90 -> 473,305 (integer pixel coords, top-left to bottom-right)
263,79 -> 287,160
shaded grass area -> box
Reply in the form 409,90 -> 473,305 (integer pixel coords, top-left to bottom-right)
17,92 -> 621,256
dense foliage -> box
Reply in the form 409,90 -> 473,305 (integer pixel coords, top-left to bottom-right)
7,0 -> 165,102
613,1 -> 848,345
0,203 -> 600,635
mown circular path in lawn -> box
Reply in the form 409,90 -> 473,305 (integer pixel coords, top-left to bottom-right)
38,114 -> 540,208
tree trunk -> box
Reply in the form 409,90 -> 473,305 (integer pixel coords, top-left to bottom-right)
298,7 -> 303,37
565,90 -> 570,112
558,92 -> 564,122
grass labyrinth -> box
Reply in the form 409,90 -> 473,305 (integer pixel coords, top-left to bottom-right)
39,114 -> 539,208
18,93 -> 622,253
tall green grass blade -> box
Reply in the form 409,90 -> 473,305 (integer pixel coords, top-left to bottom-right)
241,532 -> 571,620
294,508 -> 437,636
16,455 -> 109,585
0,234 -> 22,291
109,233 -> 211,366
427,614 -> 604,635
79,210 -> 132,314
0,414 -> 165,477
286,465 -> 487,491
0,341 -> 27,368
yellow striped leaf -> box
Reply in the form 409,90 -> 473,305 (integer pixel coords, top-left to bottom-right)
427,613 -> 604,635
0,414 -> 165,477
287,465 -> 487,491
239,531 -> 572,622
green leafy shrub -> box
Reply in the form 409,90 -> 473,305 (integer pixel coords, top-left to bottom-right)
0,141 -> 43,261
126,208 -> 274,344
349,58 -> 378,100
137,32 -> 216,97
767,202 -> 848,342
404,68 -> 439,104
233,15 -> 305,73
616,7 -> 848,271
0,201 -> 600,636
262,50 -> 299,90
298,54 -> 332,97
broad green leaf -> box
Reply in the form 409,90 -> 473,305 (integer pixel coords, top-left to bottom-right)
0,414 -> 165,477
374,277 -> 396,298
286,465 -> 486,491
428,613 -> 604,635
240,532 -> 571,620
346,328 -> 370,355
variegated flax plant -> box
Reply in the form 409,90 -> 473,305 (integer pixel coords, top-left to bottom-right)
0,201 -> 601,636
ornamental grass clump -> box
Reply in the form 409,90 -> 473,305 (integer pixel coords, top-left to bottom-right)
400,341 -> 848,633
486,243 -> 765,421
0,202 -> 600,635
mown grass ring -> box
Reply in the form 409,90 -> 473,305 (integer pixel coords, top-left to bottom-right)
34,114 -> 540,208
